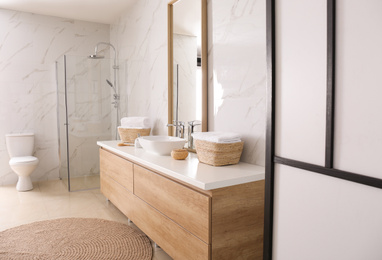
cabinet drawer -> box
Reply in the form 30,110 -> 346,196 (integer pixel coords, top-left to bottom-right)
100,148 -> 133,192
132,192 -> 210,260
134,164 -> 210,243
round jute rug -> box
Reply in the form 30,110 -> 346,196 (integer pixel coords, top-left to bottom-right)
0,218 -> 153,260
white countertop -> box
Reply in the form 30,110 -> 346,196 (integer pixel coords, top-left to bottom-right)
97,140 -> 265,190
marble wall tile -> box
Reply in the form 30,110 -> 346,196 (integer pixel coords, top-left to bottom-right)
209,0 -> 266,166
110,0 -> 168,135
0,8 -> 110,185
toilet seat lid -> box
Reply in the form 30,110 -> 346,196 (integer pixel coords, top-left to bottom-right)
9,156 -> 39,165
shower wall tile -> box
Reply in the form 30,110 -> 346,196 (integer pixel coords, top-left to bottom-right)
0,8 -> 110,185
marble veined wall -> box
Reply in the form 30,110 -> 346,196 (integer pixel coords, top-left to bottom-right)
110,1 -> 168,135
209,0 -> 266,166
0,9 -> 109,185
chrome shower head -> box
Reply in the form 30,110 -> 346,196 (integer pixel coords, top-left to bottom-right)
88,54 -> 104,59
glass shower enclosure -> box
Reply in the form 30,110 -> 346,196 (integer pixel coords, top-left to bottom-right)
56,55 -> 122,191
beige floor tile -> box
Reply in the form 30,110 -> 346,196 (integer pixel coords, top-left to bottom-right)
13,185 -> 45,205
0,185 -> 20,207
44,193 -> 102,218
1,202 -> 50,231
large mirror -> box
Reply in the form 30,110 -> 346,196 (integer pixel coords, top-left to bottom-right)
168,0 -> 208,141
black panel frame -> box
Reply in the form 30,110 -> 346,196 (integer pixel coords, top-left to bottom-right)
264,0 -> 275,259
325,0 -> 336,168
263,0 -> 382,259
274,156 -> 382,190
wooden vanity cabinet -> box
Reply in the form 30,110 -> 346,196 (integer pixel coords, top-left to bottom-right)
100,148 -> 264,260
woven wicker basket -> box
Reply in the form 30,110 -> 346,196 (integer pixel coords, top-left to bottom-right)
118,128 -> 151,143
194,140 -> 244,166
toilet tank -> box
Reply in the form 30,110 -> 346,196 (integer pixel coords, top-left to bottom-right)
5,133 -> 35,157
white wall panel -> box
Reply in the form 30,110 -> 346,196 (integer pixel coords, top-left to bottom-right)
275,0 -> 327,165
273,164 -> 382,260
334,0 -> 382,178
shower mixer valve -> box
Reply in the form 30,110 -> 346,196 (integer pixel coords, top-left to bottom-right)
112,95 -> 119,108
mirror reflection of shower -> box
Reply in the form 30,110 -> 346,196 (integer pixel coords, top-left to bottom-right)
89,42 -> 120,139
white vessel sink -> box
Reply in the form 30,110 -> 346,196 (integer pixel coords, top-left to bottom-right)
138,136 -> 186,155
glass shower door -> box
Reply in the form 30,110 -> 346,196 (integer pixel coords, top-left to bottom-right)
57,55 -> 113,191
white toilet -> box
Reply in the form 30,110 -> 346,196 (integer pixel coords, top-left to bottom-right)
6,133 -> 39,191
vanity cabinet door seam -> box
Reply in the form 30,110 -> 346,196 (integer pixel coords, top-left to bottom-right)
100,171 -> 134,220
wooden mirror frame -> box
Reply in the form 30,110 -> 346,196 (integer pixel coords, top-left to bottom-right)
167,0 -> 208,136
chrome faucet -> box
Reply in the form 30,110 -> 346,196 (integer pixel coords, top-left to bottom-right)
187,120 -> 201,149
167,120 -> 185,138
